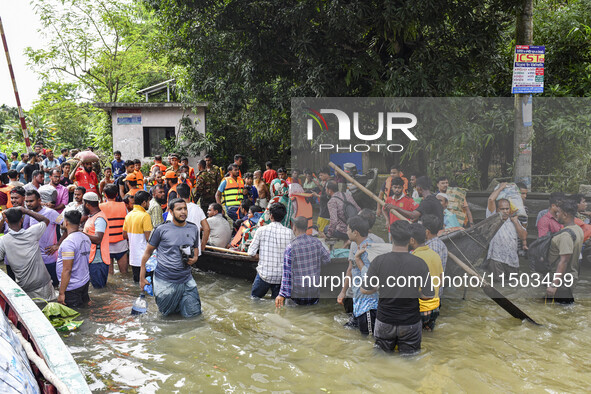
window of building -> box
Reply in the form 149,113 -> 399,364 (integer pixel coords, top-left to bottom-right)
143,127 -> 175,157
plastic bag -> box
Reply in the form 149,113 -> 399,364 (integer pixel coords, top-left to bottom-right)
446,187 -> 467,225
41,302 -> 83,332
494,183 -> 526,217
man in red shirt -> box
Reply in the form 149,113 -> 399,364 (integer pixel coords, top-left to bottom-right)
263,161 -> 278,184
382,177 -> 417,226
71,161 -> 99,196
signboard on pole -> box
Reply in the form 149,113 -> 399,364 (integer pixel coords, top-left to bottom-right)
511,45 -> 545,94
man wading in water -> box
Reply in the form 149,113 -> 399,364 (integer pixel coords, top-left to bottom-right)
140,198 -> 201,317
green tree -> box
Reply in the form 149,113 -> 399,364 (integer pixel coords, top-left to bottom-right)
147,0 -> 516,170
27,0 -> 169,103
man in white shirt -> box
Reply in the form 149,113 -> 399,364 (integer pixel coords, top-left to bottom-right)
206,203 -> 232,248
166,183 -> 210,254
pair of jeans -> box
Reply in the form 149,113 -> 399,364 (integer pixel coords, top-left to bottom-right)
251,274 -> 280,299
374,319 -> 422,354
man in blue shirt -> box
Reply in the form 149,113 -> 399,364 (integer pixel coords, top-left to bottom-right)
111,150 -> 125,179
58,148 -> 69,164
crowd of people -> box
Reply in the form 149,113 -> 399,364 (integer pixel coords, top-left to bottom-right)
0,145 -> 589,355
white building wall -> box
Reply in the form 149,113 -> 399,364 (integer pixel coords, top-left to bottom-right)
111,106 -> 205,164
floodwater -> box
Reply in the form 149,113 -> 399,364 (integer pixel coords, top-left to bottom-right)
62,264 -> 591,392
51,208 -> 591,392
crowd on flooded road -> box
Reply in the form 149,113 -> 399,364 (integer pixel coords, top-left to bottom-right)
0,144 -> 589,354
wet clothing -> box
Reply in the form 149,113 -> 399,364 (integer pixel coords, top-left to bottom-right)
64,281 -> 90,307
412,245 -> 442,313
548,225 -> 584,285
153,275 -> 201,317
374,319 -> 422,354
350,238 -> 379,318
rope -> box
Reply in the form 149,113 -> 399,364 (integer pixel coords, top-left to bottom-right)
448,237 -> 482,277
9,321 -> 71,394
453,228 -> 488,250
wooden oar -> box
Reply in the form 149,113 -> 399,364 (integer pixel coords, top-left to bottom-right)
447,253 -> 539,325
329,161 -> 540,325
205,245 -> 251,257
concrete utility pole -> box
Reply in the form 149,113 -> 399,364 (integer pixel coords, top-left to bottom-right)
513,0 -> 534,189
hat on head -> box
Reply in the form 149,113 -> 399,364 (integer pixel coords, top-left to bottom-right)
436,193 -> 449,201
125,173 -> 137,182
83,192 -> 99,202
165,171 -> 178,179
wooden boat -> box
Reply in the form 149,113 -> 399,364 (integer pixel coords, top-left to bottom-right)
196,248 -> 349,297
0,269 -> 91,393
197,213 -> 503,293
350,168 -> 379,210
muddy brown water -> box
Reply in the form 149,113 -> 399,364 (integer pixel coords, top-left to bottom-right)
57,211 -> 591,392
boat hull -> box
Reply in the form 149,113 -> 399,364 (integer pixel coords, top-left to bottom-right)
195,251 -> 349,297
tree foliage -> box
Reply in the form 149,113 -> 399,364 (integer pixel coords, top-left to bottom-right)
27,0 -> 169,103
147,0 -> 516,172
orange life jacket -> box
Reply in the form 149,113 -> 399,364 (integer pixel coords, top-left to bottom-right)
99,200 -> 127,243
128,188 -> 141,196
84,211 -> 110,265
230,220 -> 251,248
167,183 -> 179,201
292,193 -> 314,235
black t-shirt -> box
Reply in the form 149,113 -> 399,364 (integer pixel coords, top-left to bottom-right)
363,252 -> 434,326
416,194 -> 444,230
23,163 -> 40,183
